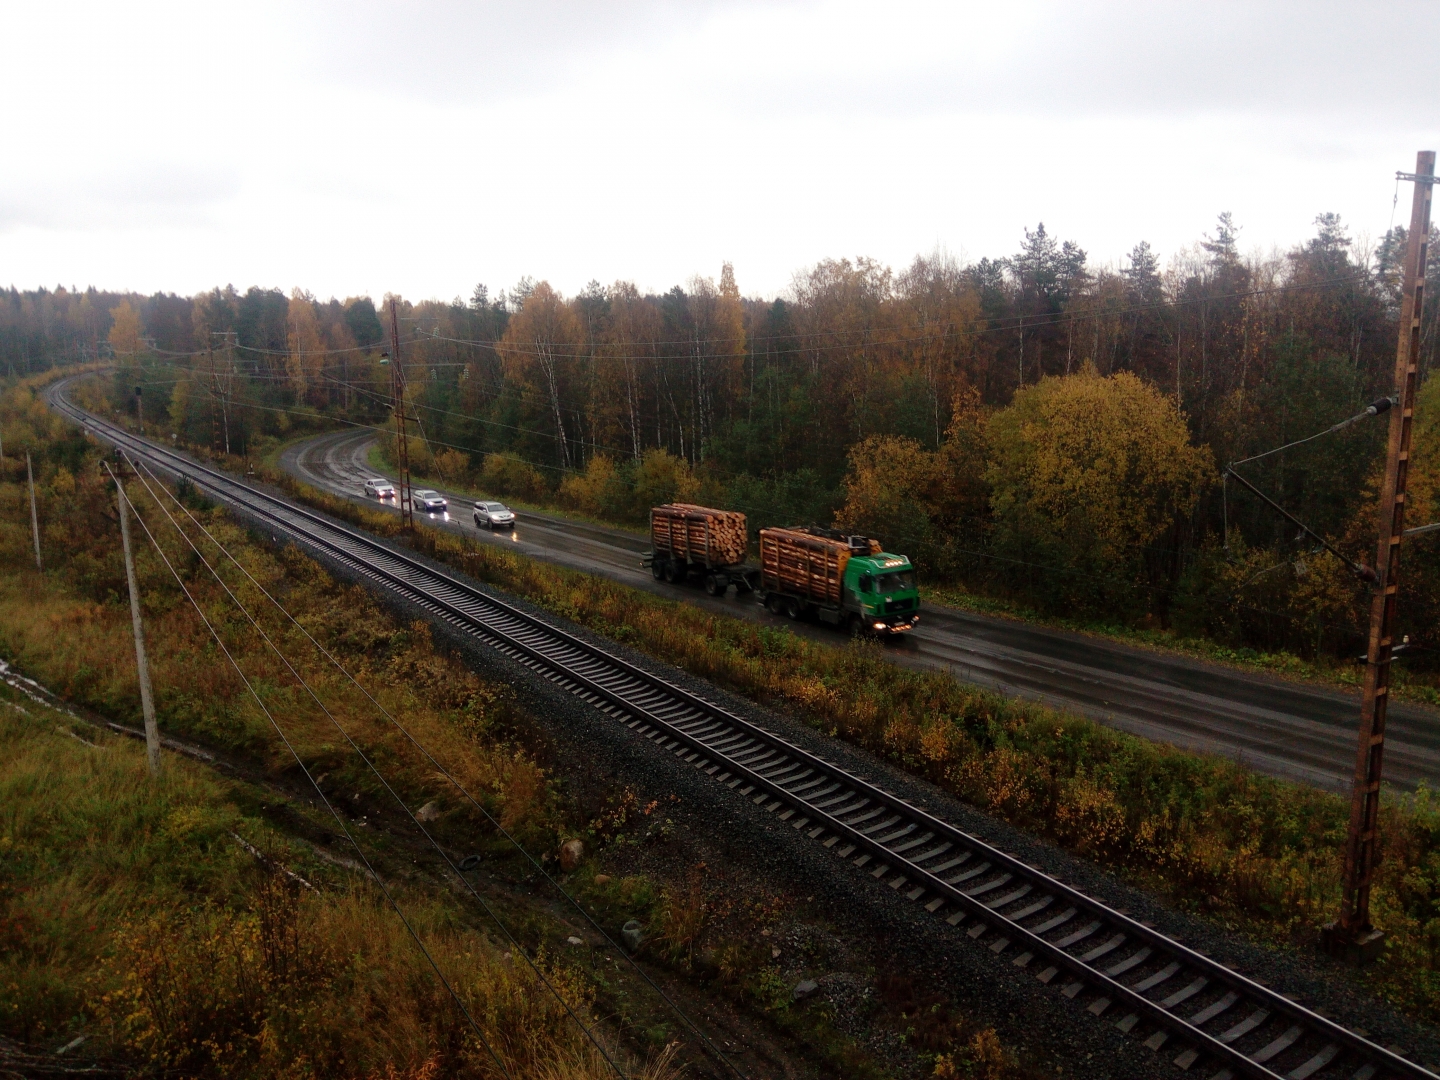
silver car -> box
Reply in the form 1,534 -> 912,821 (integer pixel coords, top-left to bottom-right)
474,500 -> 516,530
413,489 -> 447,513
363,478 -> 395,499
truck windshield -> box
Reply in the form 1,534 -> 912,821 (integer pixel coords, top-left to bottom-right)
876,571 -> 915,593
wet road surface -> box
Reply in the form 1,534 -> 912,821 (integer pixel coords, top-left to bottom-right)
281,428 -> 1440,793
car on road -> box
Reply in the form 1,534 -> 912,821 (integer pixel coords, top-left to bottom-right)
413,489 -> 447,513
363,478 -> 396,499
474,500 -> 516,530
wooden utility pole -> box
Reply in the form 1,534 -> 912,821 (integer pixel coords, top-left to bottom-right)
1327,150 -> 1434,960
388,297 -> 414,530
113,467 -> 161,777
25,452 -> 41,572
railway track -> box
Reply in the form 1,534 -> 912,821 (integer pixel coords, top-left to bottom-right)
50,378 -> 1435,1080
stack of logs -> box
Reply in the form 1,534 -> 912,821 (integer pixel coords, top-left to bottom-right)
651,504 -> 748,567
759,527 -> 877,605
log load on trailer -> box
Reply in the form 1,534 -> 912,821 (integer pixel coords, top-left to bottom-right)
758,527 -> 920,636
643,503 -> 758,595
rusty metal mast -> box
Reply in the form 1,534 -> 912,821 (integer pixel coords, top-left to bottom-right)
388,297 -> 414,531
1331,150 -> 1434,957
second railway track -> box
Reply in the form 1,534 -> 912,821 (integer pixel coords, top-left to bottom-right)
49,378 -> 1435,1080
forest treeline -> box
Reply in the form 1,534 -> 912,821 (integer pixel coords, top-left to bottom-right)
4,213 -> 1437,661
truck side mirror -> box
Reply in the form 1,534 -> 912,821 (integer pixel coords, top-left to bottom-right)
859,574 -> 873,592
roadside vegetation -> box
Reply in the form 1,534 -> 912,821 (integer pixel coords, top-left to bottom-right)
230,448 -> 1440,1026
0,373 -> 1028,1079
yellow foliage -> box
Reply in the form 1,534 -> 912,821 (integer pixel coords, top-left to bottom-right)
559,454 -> 628,518
432,448 -> 470,484
286,290 -> 324,402
987,366 -> 1214,565
107,301 -> 144,357
480,452 -> 548,501
631,449 -> 698,509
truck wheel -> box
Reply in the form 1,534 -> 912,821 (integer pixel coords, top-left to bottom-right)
783,596 -> 802,620
651,558 -> 666,581
848,614 -> 865,639
765,593 -> 782,615
664,560 -> 683,584
704,573 -> 722,596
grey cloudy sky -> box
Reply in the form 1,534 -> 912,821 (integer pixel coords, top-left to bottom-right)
3,1 -> 1435,302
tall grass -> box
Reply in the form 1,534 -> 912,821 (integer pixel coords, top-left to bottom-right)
0,458 -> 559,851
0,705 -> 671,1078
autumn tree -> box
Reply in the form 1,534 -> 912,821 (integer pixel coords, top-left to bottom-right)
835,435 -> 948,569
986,366 -> 1214,616
498,282 -> 584,470
286,290 -> 324,405
107,301 -> 144,358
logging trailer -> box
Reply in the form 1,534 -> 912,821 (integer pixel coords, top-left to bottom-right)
643,503 -> 759,595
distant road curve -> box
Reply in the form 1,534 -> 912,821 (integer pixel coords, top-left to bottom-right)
279,428 -> 1439,793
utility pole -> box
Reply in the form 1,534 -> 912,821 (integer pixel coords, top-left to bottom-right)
112,463 -> 161,777
210,330 -> 237,459
134,385 -> 144,435
205,345 -> 221,453
1326,150 -> 1434,960
25,452 -> 41,571
387,297 -> 414,530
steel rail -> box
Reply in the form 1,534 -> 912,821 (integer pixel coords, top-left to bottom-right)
49,378 -> 1434,1080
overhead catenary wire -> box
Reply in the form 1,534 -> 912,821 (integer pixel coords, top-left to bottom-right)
130,453 -> 749,1080
105,459 -> 516,1080
125,457 -> 626,1079
1227,396 -> 1396,470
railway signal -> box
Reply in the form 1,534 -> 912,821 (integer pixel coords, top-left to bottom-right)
1325,150 -> 1435,961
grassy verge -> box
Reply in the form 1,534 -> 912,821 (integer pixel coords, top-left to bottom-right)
0,686 -> 659,1079
240,456 -> 1440,1023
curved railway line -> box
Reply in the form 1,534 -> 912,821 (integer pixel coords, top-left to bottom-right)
49,378 -> 1436,1080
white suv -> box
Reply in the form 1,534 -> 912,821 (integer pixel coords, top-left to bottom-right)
474,501 -> 516,530
363,478 -> 395,499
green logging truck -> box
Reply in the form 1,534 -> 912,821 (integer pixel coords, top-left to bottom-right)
643,504 -> 920,637
758,526 -> 920,636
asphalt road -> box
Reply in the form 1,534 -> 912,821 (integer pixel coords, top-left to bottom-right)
282,428 -> 1440,793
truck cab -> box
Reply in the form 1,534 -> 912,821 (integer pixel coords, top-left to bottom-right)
844,553 -> 920,635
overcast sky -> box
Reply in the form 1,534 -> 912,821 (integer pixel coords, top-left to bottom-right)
3,1 -> 1435,303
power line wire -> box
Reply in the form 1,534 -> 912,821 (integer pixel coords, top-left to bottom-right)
128,458 -> 624,1078
108,459 -> 516,1080
130,455 -> 747,1079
